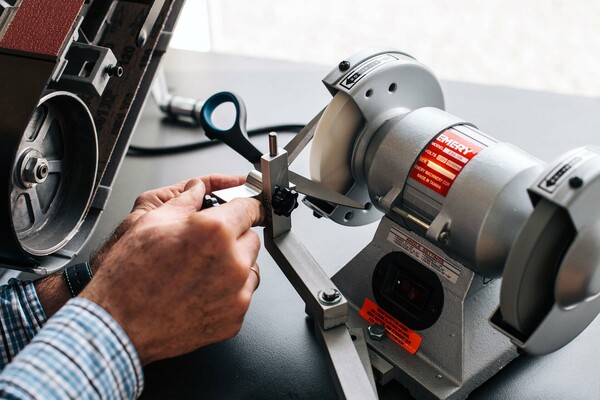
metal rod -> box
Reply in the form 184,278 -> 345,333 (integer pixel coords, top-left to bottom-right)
269,132 -> 278,156
391,206 -> 430,230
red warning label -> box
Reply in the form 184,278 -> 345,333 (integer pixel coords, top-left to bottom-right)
358,298 -> 422,355
409,129 -> 482,196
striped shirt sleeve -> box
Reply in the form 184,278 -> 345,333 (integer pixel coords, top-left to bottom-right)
0,298 -> 144,399
0,279 -> 47,369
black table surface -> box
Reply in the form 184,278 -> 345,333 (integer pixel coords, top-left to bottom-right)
80,49 -> 600,400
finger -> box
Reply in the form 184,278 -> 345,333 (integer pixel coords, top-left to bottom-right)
237,263 -> 261,300
183,178 -> 201,191
247,263 -> 261,292
132,182 -> 189,212
159,179 -> 207,216
132,175 -> 244,214
201,198 -> 264,237
236,229 -> 261,268
199,174 -> 247,194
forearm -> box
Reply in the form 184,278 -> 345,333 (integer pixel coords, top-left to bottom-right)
34,253 -> 104,318
33,272 -> 71,318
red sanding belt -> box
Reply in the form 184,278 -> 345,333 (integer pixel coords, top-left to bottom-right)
0,0 -> 84,58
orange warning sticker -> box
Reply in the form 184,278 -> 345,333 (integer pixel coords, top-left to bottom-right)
409,129 -> 482,196
358,298 -> 422,355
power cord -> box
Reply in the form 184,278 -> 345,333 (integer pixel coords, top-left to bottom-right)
127,124 -> 305,157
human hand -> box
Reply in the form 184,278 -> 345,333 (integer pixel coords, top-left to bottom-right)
36,175 -> 249,318
90,174 -> 247,271
81,175 -> 264,365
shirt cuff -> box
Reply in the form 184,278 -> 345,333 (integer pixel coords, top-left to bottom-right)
0,298 -> 144,399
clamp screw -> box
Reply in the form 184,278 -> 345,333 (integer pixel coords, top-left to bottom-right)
367,324 -> 386,341
318,288 -> 342,305
338,60 -> 351,71
569,176 -> 583,189
106,65 -> 124,77
272,186 -> 299,217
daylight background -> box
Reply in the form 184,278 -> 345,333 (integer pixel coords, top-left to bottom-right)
171,0 -> 600,98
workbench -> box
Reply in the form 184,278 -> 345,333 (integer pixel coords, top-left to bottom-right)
80,49 -> 600,399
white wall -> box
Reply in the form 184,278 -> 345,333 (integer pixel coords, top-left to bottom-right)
172,0 -> 600,97
170,0 -> 211,51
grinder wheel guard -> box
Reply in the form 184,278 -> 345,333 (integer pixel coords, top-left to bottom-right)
9,92 -> 97,257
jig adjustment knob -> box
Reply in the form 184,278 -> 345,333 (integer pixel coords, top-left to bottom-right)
272,186 -> 299,217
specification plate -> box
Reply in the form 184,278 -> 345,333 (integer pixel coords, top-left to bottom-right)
387,226 -> 461,284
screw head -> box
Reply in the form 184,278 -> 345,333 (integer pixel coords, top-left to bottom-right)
367,324 -> 386,341
438,230 -> 450,244
318,288 -> 342,305
569,176 -> 583,189
338,60 -> 351,71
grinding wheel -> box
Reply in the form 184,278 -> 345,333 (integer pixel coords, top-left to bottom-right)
309,92 -> 363,195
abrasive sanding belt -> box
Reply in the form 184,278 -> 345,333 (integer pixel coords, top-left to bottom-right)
0,0 -> 84,58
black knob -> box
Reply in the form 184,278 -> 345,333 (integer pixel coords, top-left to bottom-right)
272,187 -> 299,217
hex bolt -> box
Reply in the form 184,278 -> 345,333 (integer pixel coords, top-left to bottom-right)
106,65 -> 124,77
318,288 -> 341,305
23,157 -> 49,185
367,324 -> 386,341
338,60 -> 351,71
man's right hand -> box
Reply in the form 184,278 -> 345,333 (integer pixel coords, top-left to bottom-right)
80,176 -> 264,365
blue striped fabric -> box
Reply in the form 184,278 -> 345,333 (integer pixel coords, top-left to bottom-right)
0,279 -> 46,369
0,290 -> 144,399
